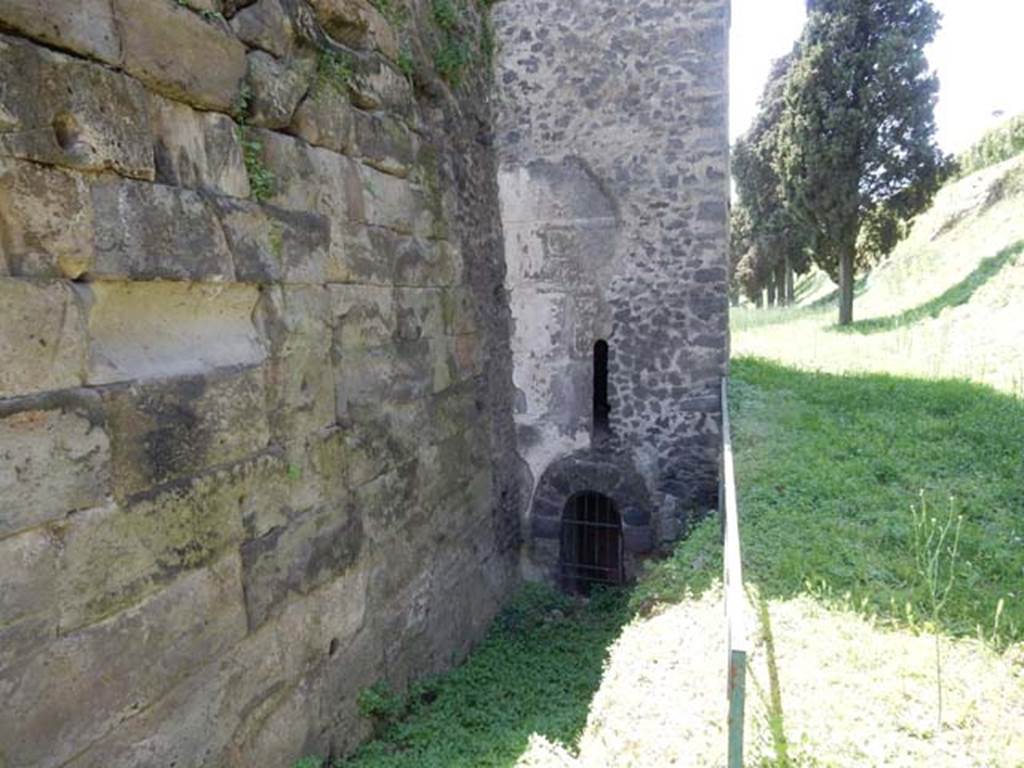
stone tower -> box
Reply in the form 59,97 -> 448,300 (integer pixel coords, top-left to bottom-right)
493,0 -> 731,584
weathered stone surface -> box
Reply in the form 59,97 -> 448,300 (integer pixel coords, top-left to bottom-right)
255,128 -> 363,220
0,0 -> 120,63
0,0 -> 528,763
0,526 -> 57,637
90,178 -> 235,281
245,49 -> 316,130
255,285 -> 336,443
104,366 -> 270,498
395,288 -> 445,341
335,340 -> 436,416
63,567 -> 370,768
112,0 -> 247,112
352,108 -> 417,177
178,0 -> 223,14
231,0 -> 296,57
0,157 -> 94,278
359,164 -> 434,236
241,503 -> 363,629
348,55 -> 414,114
330,284 -> 395,349
149,93 -> 250,198
82,281 -> 266,385
213,196 -> 332,283
290,84 -> 356,155
0,279 -> 87,398
0,400 -> 110,537
56,459 -> 252,631
310,0 -> 399,60
368,229 -> 463,286
0,555 -> 246,768
0,34 -> 153,178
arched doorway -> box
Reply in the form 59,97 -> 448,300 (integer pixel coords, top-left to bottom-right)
559,491 -> 623,594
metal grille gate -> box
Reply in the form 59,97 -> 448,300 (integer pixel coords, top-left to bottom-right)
559,491 -> 623,594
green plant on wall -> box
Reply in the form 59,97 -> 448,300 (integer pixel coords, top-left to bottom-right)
232,84 -> 276,203
430,0 -> 498,87
368,0 -> 408,28
314,49 -> 354,99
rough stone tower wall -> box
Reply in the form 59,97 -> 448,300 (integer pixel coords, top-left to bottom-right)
0,1 -> 520,765
493,0 -> 731,574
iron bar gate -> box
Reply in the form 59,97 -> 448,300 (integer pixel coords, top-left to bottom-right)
559,491 -> 624,594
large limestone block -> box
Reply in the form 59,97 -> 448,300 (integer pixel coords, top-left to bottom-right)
0,0 -> 120,64
0,526 -> 57,641
0,158 -> 94,278
56,460 -> 252,631
442,285 -> 480,335
329,284 -> 395,349
230,0 -> 297,58
335,339 -> 435,416
149,93 -> 250,198
104,366 -> 271,498
358,165 -> 435,236
255,285 -> 336,444
254,128 -> 363,220
0,555 -> 246,768
347,55 -> 413,115
0,400 -> 110,537
365,229 -> 462,287
351,108 -> 417,178
0,34 -> 153,179
0,279 -> 87,398
395,287 -> 445,341
61,566 -> 370,768
213,196 -> 332,283
82,281 -> 265,385
90,178 -> 235,281
245,49 -> 316,130
240,503 -> 364,630
112,0 -> 247,112
290,83 -> 356,155
311,0 -> 399,60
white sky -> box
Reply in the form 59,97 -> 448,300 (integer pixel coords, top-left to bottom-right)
729,0 -> 1024,154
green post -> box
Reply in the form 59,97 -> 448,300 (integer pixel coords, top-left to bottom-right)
728,648 -> 747,768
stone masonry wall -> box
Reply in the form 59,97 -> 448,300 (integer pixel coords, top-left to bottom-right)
493,0 -> 731,571
0,1 -> 520,765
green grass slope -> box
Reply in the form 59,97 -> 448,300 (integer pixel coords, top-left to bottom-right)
734,153 -> 1024,396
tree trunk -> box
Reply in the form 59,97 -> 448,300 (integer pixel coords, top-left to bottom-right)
785,255 -> 795,304
755,291 -> 763,308
767,276 -> 776,307
774,260 -> 788,307
838,244 -> 855,325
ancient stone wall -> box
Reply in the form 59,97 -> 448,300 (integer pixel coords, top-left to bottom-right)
493,0 -> 731,574
0,1 -> 521,765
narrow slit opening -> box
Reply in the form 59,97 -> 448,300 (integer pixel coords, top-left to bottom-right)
593,339 -> 610,438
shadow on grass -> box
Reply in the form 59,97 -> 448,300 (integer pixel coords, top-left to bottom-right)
635,357 -> 1024,650
805,272 -> 870,311
832,240 -> 1024,335
335,586 -> 633,768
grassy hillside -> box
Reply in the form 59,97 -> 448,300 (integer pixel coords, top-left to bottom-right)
734,153 -> 1024,396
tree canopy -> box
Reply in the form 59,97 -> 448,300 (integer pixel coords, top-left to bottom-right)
733,0 -> 945,324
